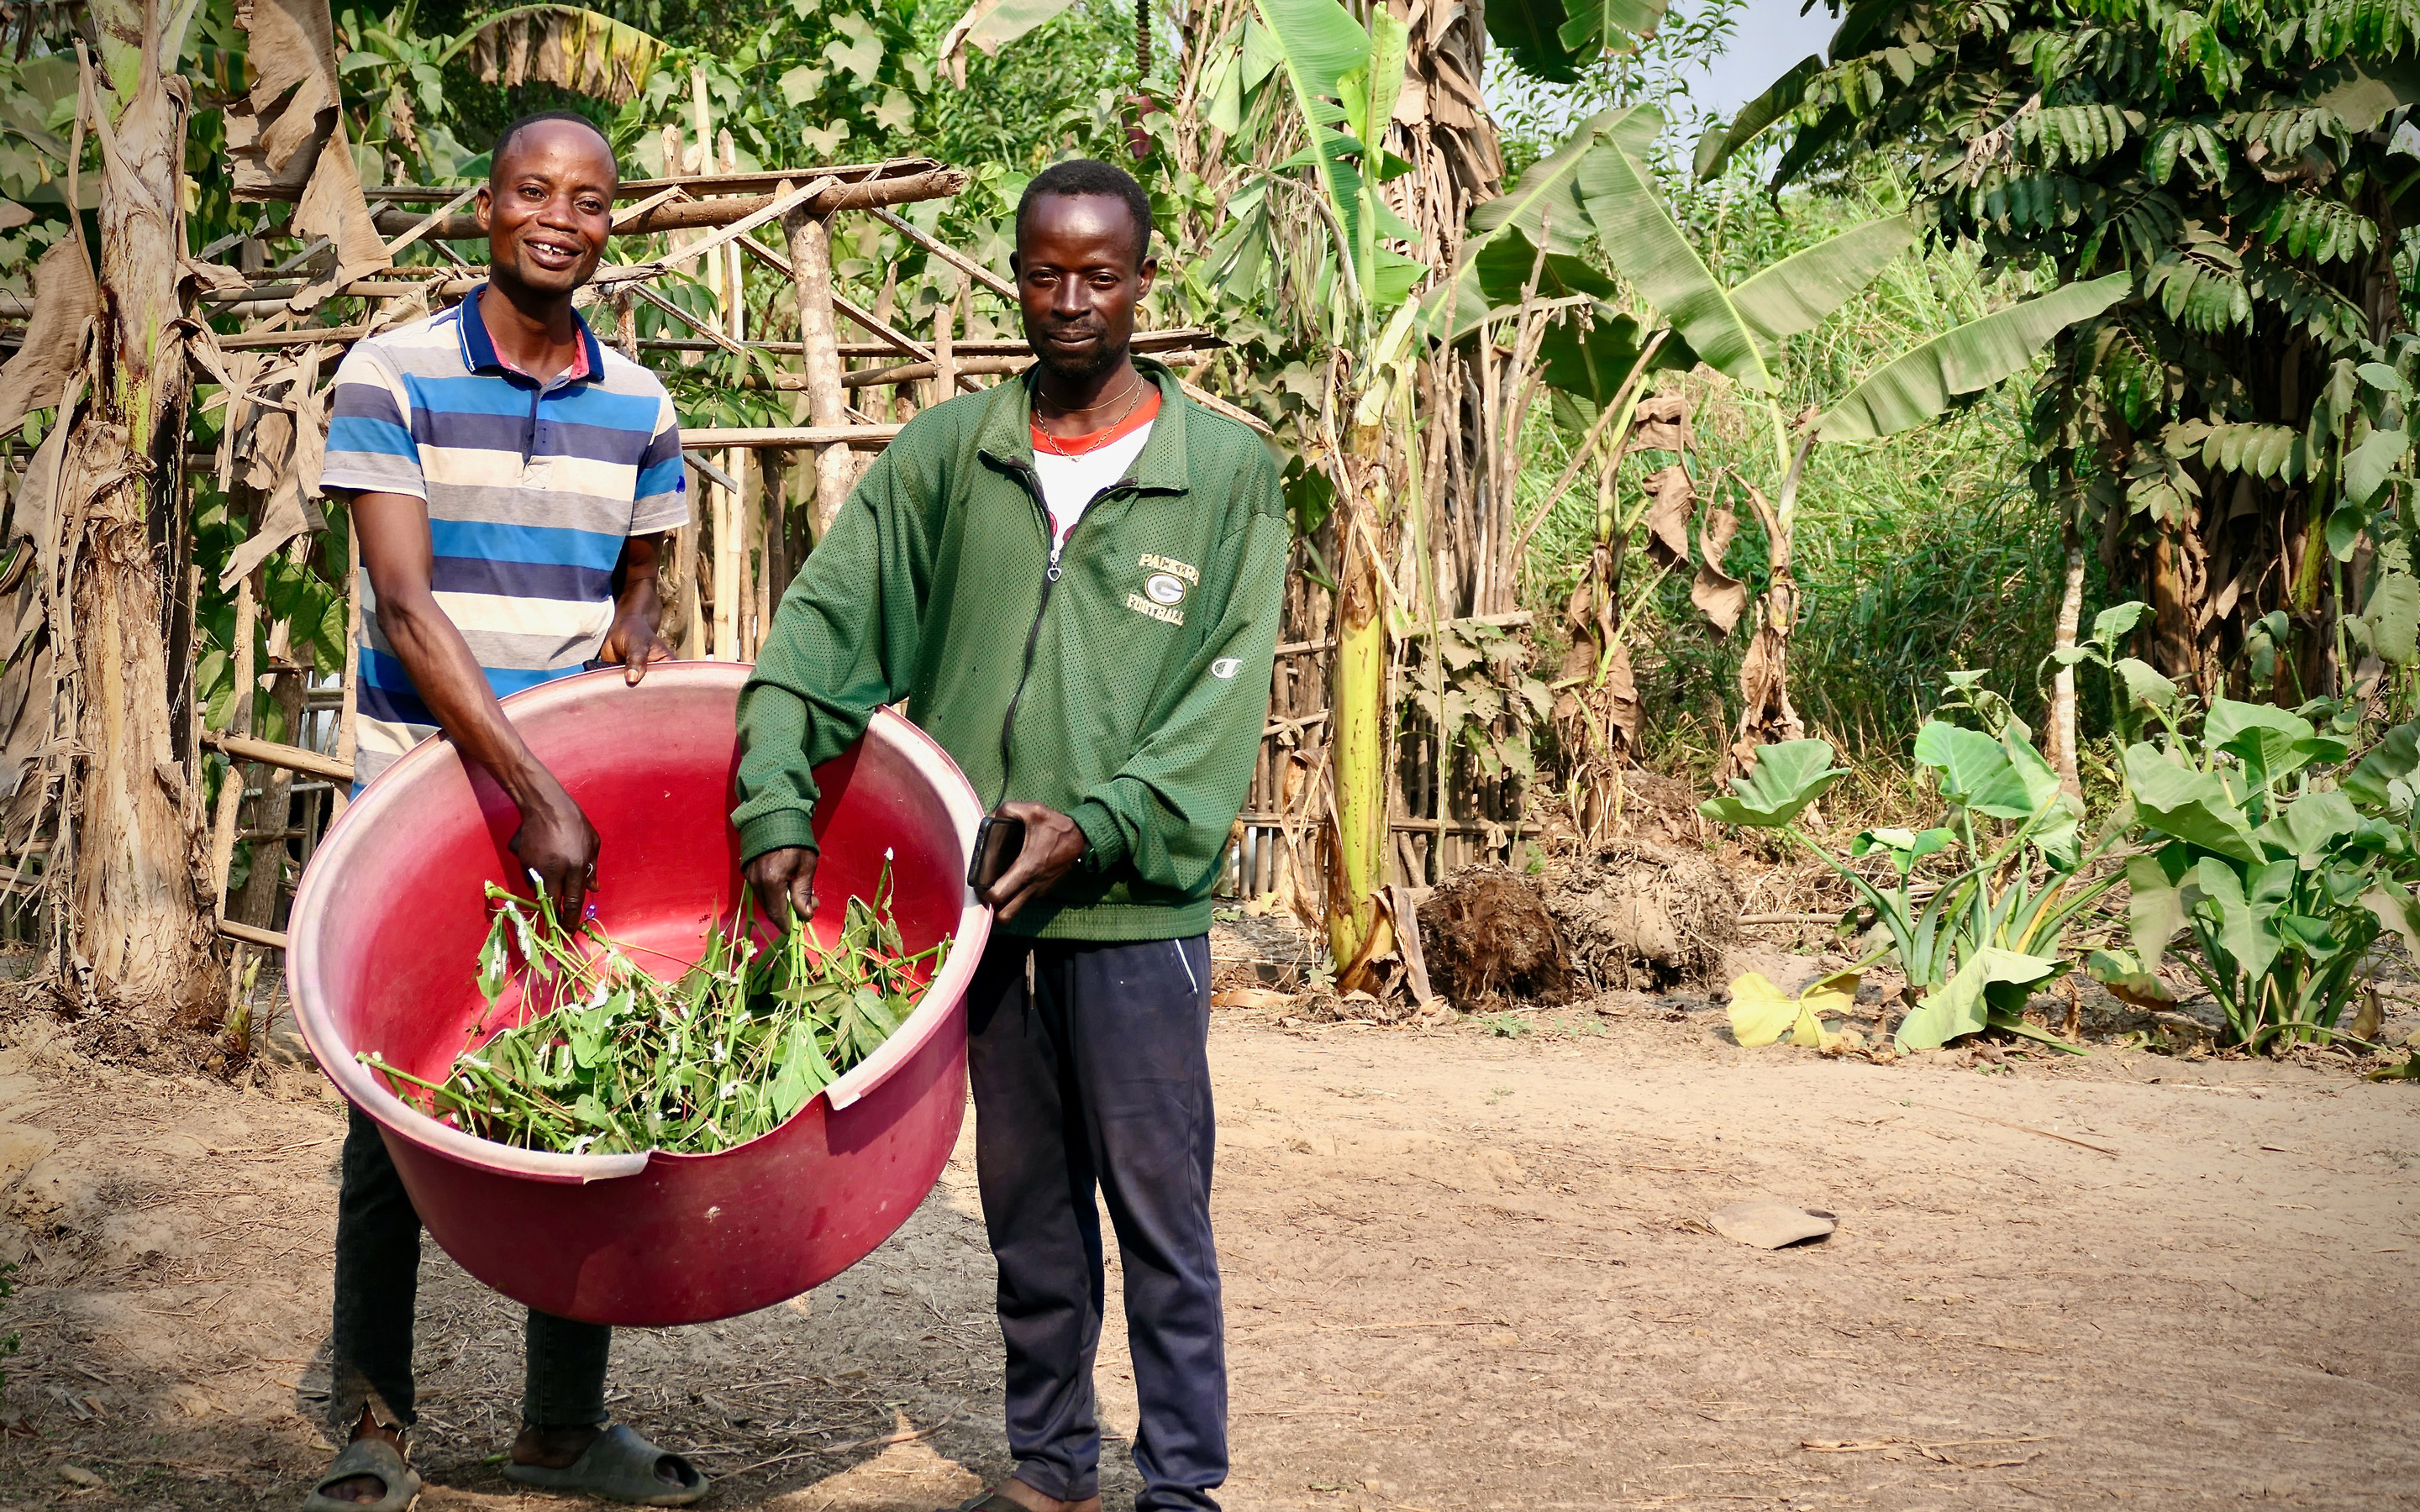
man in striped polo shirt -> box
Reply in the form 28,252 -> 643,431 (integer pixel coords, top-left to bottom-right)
306,111 -> 704,1510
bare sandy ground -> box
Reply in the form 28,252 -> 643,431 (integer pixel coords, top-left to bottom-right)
0,999 -> 2414,1511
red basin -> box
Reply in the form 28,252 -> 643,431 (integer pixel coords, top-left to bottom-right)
287,662 -> 987,1326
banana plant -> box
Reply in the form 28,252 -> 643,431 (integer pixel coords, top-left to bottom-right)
1237,0 -> 1419,988
1435,103 -> 2134,773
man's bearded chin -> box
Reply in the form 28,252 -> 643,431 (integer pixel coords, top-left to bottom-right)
1033,328 -> 1128,384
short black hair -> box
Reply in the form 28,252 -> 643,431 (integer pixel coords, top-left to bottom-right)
1015,159 -> 1153,270
491,110 -> 618,184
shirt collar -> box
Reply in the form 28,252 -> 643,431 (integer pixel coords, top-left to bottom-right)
455,283 -> 603,386
980,357 -> 1192,496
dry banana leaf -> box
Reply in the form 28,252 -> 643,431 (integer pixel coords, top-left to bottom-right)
0,238 -> 97,438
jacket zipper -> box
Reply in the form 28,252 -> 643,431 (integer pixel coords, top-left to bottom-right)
991,462 -> 1136,807
992,460 -> 1055,807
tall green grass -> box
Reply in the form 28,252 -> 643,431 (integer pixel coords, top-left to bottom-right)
1518,172 -> 2094,780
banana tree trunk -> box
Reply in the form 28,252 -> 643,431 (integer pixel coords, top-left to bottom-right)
1326,451 -> 1393,990
1723,440 -> 1812,781
75,4 -> 217,1016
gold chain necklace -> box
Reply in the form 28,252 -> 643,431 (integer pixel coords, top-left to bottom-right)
1039,369 -> 1145,414
1034,376 -> 1149,459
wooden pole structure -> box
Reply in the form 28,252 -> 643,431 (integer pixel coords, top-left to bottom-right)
929,287 -> 957,414
720,128 -> 750,663
206,573 -> 258,900
781,187 -> 855,540
331,516 -> 360,818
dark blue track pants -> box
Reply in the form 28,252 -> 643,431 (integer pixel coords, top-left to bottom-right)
966,933 -> 1226,1512
330,1104 -> 612,1434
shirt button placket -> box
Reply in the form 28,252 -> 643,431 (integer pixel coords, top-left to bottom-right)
523,379 -> 545,483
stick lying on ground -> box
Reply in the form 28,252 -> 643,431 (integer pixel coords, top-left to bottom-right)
363,861 -> 948,1156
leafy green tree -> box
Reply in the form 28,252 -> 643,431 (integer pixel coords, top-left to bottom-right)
1486,0 -> 1741,177
1702,0 -> 2420,772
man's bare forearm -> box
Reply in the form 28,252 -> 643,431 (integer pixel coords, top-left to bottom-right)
350,488 -> 565,812
617,533 -> 666,630
374,587 -> 563,808
598,533 -> 673,681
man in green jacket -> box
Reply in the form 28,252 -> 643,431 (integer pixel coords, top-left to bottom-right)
732,159 -> 1286,1512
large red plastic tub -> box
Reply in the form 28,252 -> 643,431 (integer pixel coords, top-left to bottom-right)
287,662 -> 987,1326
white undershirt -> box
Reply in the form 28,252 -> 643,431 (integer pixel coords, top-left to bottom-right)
1032,421 -> 1154,558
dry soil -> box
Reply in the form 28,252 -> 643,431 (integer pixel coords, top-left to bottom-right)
0,995 -> 2415,1512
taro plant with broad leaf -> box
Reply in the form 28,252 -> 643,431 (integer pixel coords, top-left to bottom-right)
1700,696 -> 2121,1054
2106,693 -> 2420,1053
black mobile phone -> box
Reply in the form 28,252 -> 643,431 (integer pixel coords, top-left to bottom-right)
967,814 -> 1028,893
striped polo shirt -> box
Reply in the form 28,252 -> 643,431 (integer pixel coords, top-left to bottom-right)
318,289 -> 687,785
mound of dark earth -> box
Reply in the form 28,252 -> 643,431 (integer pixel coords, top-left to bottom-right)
1546,839 -> 1739,991
1416,865 -> 1576,1010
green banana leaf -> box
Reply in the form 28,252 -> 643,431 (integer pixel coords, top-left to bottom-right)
1767,106 -> 1854,192
1430,110 -> 1654,339
1693,52 -> 1823,181
1252,0 -> 1370,281
1423,224 -> 1618,343
1572,107 -> 1781,392
1728,217 -> 1917,349
1252,0 -> 1413,308
1555,0 -> 1670,56
1467,104 -> 1657,258
1483,0 -> 1585,81
1486,0 -> 1666,82
1812,273 -> 2133,442
1537,308 -> 1656,410
1535,306 -> 1697,409
1340,7 -> 1409,186
1477,228 -> 1620,307
1828,0 -> 1900,60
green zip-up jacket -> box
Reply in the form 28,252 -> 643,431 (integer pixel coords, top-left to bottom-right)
730,359 -> 1289,942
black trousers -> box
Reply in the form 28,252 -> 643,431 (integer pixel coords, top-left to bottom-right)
329,1104 -> 612,1434
967,934 -> 1227,1512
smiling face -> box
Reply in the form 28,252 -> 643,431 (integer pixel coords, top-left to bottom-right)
477,119 -> 617,299
1013,192 -> 1158,385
